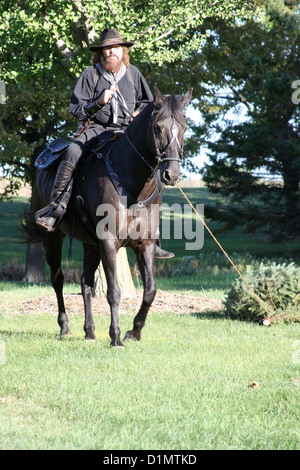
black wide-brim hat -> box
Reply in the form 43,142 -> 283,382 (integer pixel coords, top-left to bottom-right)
89,28 -> 134,51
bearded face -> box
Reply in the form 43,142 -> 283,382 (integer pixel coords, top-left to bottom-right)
101,45 -> 124,73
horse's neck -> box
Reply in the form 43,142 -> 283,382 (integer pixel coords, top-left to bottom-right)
110,106 -> 156,198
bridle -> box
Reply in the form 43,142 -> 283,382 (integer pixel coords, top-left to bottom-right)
113,90 -> 184,172
121,107 -> 183,176
151,110 -> 183,164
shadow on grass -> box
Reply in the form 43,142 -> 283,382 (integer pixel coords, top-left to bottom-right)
190,310 -> 226,321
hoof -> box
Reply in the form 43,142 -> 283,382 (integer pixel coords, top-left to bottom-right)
123,330 -> 141,342
84,325 -> 96,340
85,333 -> 96,341
110,339 -> 125,348
60,327 -> 71,337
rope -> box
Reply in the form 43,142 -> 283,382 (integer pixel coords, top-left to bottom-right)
175,182 -> 273,318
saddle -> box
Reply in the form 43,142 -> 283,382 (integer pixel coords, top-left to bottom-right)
34,130 -> 123,170
34,138 -> 70,170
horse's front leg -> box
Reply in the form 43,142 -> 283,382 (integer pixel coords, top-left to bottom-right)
101,240 -> 123,347
124,240 -> 156,342
81,243 -> 101,340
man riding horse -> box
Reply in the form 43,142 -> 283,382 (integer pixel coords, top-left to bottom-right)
35,28 -> 174,259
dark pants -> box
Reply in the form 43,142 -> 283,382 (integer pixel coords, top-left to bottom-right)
63,125 -> 108,166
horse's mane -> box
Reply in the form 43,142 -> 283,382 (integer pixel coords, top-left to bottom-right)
153,95 -> 186,127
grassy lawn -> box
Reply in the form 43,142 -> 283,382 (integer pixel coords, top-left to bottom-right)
0,311 -> 299,450
0,183 -> 299,450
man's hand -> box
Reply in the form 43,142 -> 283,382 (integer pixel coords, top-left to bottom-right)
96,88 -> 116,107
84,88 -> 116,117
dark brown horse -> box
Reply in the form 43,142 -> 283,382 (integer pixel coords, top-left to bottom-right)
29,86 -> 192,346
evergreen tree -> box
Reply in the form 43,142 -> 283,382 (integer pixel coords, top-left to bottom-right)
190,0 -> 300,239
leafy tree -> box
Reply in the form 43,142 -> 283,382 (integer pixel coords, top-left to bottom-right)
0,0 -> 257,197
183,0 -> 300,239
0,0 -> 257,281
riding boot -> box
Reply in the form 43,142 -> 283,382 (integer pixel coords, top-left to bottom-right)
155,238 -> 175,259
35,160 -> 76,231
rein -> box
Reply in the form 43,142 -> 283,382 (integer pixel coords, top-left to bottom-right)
94,97 -> 184,214
122,132 -> 157,172
119,107 -> 183,176
113,89 -> 183,168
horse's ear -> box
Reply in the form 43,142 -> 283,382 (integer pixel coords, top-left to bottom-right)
153,85 -> 165,108
179,88 -> 193,108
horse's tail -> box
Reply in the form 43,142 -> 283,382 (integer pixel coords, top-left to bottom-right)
21,173 -> 47,244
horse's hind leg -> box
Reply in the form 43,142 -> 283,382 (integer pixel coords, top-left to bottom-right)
45,231 -> 70,336
81,243 -> 100,340
124,241 -> 156,342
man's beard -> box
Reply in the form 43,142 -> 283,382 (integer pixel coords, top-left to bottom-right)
103,54 -> 123,73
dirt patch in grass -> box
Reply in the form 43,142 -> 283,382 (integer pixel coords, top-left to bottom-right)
5,290 -> 223,316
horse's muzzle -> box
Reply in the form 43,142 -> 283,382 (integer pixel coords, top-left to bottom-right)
160,162 -> 181,186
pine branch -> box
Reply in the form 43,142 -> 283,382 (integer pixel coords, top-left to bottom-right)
228,85 -> 253,112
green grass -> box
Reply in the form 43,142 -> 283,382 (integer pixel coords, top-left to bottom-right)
155,272 -> 236,300
0,197 -> 29,264
0,311 -> 299,450
0,184 -> 299,450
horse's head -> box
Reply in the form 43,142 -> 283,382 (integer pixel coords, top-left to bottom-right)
151,86 -> 192,186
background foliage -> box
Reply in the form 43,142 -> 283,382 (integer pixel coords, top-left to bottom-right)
0,0 -> 257,197
184,0 -> 300,239
1,1 -> 299,239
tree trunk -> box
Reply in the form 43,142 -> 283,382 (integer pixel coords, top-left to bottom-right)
23,241 -> 45,283
93,248 -> 136,299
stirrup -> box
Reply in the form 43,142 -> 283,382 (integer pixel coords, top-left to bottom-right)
34,201 -> 57,220
35,215 -> 57,231
35,201 -> 65,232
